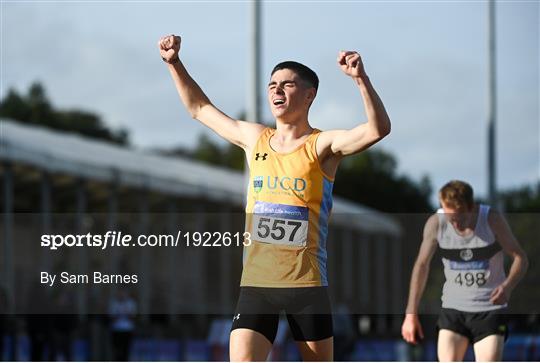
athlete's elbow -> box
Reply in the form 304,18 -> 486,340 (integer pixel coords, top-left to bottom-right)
185,104 -> 199,119
188,105 -> 205,120
383,121 -> 391,137
370,128 -> 390,144
368,123 -> 390,143
519,252 -> 529,272
187,100 -> 212,120
511,247 -> 529,270
377,119 -> 391,139
374,129 -> 389,143
414,260 -> 430,273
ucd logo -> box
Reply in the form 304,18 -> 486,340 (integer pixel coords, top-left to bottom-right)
253,176 -> 263,193
253,176 -> 306,193
268,176 -> 306,192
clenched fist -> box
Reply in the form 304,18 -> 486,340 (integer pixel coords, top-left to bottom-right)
158,35 -> 181,64
337,51 -> 366,78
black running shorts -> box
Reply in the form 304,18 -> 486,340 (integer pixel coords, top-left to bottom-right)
230,286 -> 333,343
437,307 -> 509,344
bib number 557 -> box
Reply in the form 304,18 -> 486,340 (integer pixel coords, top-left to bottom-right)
252,215 -> 307,247
257,217 -> 302,241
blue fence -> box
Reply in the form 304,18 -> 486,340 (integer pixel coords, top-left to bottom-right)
3,334 -> 540,361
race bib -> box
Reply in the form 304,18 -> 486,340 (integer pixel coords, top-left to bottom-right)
446,259 -> 490,288
252,201 -> 308,247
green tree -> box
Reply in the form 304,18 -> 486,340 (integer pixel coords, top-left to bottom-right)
192,134 -> 225,166
169,134 -> 245,171
0,82 -> 129,145
334,149 -> 433,212
500,182 -> 540,213
1,89 -> 32,121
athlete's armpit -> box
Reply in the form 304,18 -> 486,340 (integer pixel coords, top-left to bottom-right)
313,124 -> 388,179
196,104 -> 266,151
317,124 -> 386,159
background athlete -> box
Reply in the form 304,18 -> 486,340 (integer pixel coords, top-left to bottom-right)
159,34 -> 391,361
401,180 -> 528,361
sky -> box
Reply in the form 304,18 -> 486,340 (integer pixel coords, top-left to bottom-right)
2,0 -> 538,205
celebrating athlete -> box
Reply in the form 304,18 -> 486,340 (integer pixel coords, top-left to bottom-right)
159,34 -> 391,361
401,180 -> 528,361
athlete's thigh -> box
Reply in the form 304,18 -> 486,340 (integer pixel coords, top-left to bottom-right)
438,329 -> 469,362
469,308 -> 507,361
473,334 -> 504,362
230,328 -> 274,362
295,336 -> 333,362
230,287 -> 280,361
286,287 -> 334,361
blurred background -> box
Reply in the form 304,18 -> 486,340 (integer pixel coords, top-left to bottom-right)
1,0 -> 538,361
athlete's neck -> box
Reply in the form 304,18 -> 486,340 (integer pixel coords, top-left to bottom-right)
454,204 -> 480,234
274,120 -> 313,142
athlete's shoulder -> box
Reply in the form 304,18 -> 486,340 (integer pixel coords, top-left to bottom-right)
423,213 -> 440,238
315,128 -> 338,148
243,125 -> 272,155
486,206 -> 505,229
426,213 -> 440,227
238,121 -> 269,149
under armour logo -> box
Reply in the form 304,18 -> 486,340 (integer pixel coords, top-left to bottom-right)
255,153 -> 268,161
233,314 -> 240,321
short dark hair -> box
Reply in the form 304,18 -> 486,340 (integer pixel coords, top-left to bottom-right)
271,61 -> 319,91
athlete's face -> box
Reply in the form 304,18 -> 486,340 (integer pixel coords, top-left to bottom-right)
267,69 -> 316,120
440,201 -> 474,231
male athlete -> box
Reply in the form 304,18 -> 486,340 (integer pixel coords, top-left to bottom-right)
401,180 -> 528,361
159,34 -> 391,361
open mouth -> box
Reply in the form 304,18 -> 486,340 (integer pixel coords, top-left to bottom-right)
273,99 -> 285,106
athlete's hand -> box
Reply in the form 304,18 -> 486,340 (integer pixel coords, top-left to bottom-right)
401,313 -> 424,345
337,50 -> 366,78
490,284 -> 511,305
158,34 -> 181,64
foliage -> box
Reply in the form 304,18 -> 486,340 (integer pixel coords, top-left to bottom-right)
164,134 -> 245,172
335,149 -> 433,212
500,182 -> 540,213
0,83 -> 129,145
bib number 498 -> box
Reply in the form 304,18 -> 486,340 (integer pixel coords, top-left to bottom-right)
454,272 -> 487,287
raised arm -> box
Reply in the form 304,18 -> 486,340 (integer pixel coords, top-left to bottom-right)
401,214 -> 439,344
317,51 -> 391,163
158,35 -> 265,151
488,209 -> 529,305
